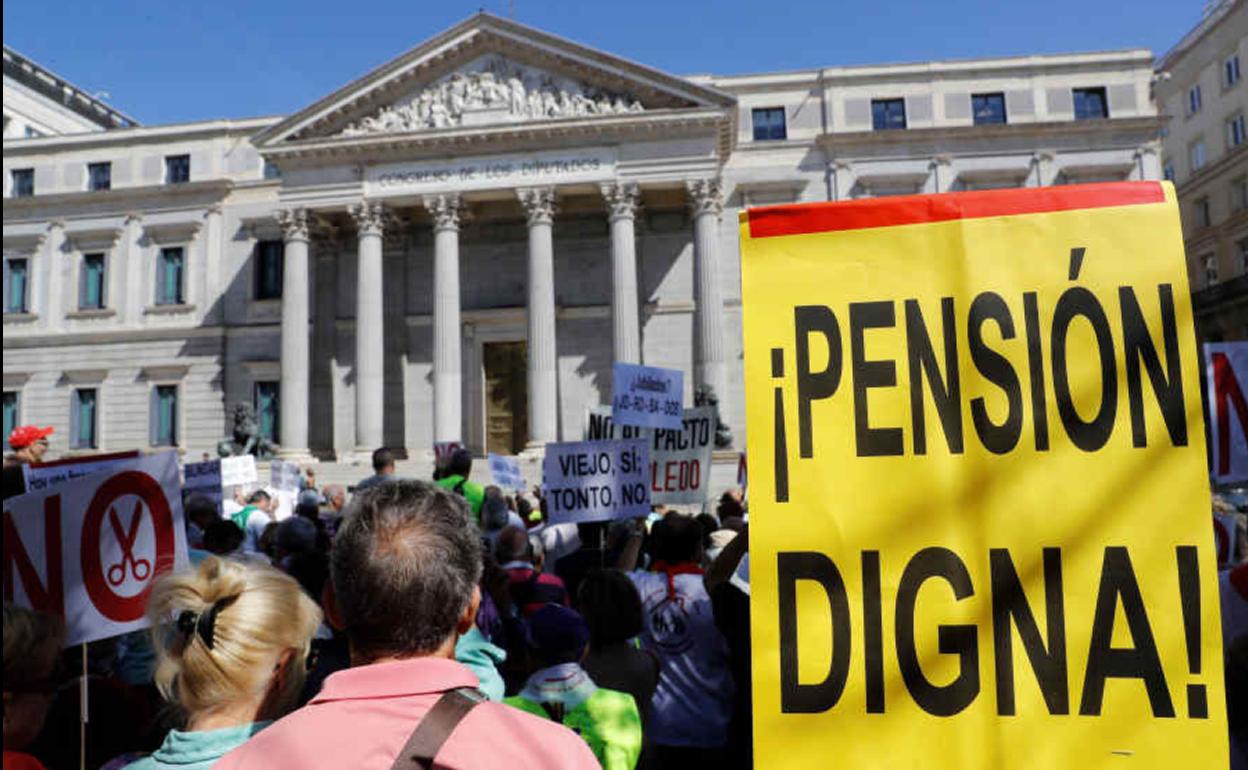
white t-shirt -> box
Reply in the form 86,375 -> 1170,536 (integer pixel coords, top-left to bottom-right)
532,522 -> 581,573
628,569 -> 734,748
242,509 -> 272,553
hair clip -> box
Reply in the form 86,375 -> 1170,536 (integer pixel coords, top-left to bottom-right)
175,595 -> 239,651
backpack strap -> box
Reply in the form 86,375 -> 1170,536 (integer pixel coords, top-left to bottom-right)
389,687 -> 487,770
452,477 -> 468,496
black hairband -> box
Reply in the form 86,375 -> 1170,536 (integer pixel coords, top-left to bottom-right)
175,595 -> 238,651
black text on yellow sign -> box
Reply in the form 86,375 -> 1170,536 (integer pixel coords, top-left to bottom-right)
740,183 -> 1227,769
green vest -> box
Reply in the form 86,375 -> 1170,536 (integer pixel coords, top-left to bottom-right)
230,505 -> 258,532
435,474 -> 485,518
505,688 -> 642,770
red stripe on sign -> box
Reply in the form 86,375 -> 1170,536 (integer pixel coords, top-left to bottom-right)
746,181 -> 1166,239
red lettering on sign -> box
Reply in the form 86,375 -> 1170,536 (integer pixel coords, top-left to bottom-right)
1213,352 -> 1248,476
2,496 -> 64,616
79,471 -> 176,622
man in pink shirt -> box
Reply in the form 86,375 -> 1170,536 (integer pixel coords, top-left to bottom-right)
217,480 -> 598,770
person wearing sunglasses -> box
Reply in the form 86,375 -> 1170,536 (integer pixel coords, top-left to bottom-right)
123,556 -> 321,770
3,604 -> 66,770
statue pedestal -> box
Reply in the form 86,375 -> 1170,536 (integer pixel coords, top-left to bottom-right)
276,447 -> 319,465
460,105 -> 511,127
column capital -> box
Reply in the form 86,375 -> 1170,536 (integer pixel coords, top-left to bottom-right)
276,207 -> 310,243
423,193 -> 464,232
348,200 -> 389,237
600,183 -> 640,222
686,177 -> 724,217
517,187 -> 557,227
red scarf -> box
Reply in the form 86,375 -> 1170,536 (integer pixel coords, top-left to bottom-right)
650,560 -> 704,599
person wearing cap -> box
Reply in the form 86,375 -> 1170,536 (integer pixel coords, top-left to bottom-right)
6,425 -> 53,465
435,448 -> 485,519
479,487 -> 524,551
505,604 -> 642,770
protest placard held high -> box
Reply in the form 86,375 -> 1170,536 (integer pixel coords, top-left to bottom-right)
740,182 -> 1227,769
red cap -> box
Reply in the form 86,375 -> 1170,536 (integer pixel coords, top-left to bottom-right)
8,425 -> 53,449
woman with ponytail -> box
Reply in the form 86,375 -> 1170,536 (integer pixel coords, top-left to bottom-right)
124,556 -> 321,770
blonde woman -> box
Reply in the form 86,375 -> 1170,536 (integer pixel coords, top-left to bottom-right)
125,556 -> 321,770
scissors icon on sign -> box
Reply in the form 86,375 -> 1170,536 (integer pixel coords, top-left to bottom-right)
107,502 -> 151,587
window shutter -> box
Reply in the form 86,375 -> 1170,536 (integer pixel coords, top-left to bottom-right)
149,387 -> 159,445
71,390 -> 80,448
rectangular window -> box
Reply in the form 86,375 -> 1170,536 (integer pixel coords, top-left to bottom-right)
751,107 -> 787,141
971,92 -> 1007,125
254,240 -> 284,300
1189,85 -> 1203,115
165,154 -> 190,184
71,388 -> 98,449
11,168 -> 34,197
1232,176 -> 1248,212
1191,140 -> 1208,171
871,98 -> 907,130
79,253 -> 107,310
1228,113 -> 1246,149
254,381 -> 279,444
156,247 -> 185,305
1073,87 -> 1109,120
152,385 -> 178,446
3,258 -> 29,313
1196,197 -> 1212,229
1227,55 -> 1242,88
2,392 -> 18,451
1204,253 -> 1219,285
87,162 -> 111,192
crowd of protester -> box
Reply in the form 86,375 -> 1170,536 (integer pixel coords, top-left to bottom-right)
3,428 -> 1247,769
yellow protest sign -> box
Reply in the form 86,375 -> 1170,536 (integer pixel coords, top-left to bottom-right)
739,182 -> 1227,769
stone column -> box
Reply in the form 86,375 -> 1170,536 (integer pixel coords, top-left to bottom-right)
518,187 -> 559,447
348,201 -> 387,451
601,183 -> 641,364
928,156 -> 954,193
687,178 -> 728,405
276,208 -> 311,458
829,159 -> 854,201
1133,145 -> 1161,181
424,193 -> 464,443
1028,151 -> 1057,187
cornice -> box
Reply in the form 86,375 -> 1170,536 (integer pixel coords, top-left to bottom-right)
818,116 -> 1166,151
1,180 -> 234,219
260,108 -> 734,163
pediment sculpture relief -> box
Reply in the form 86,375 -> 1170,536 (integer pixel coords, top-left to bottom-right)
340,57 -> 644,136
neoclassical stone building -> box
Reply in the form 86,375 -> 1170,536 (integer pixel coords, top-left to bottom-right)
3,14 -> 1163,462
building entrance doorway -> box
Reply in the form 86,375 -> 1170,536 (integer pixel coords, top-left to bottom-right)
483,340 -> 528,455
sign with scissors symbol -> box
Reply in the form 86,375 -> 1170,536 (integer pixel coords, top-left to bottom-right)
106,502 -> 151,587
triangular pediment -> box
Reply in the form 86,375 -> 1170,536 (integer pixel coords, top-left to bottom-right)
253,13 -> 735,148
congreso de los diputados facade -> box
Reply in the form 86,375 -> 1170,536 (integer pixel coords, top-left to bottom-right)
2,13 -> 1163,468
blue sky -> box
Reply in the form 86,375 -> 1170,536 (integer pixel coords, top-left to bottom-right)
3,0 -> 1199,125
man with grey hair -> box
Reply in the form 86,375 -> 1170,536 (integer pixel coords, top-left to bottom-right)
217,480 -> 597,770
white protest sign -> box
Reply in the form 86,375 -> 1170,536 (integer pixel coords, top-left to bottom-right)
270,460 -> 301,491
488,454 -> 526,491
24,451 -> 142,494
542,439 -> 650,524
3,451 -> 190,646
585,406 -> 715,505
611,362 -> 683,430
182,459 -> 223,513
1206,342 -> 1248,485
220,455 -> 258,487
